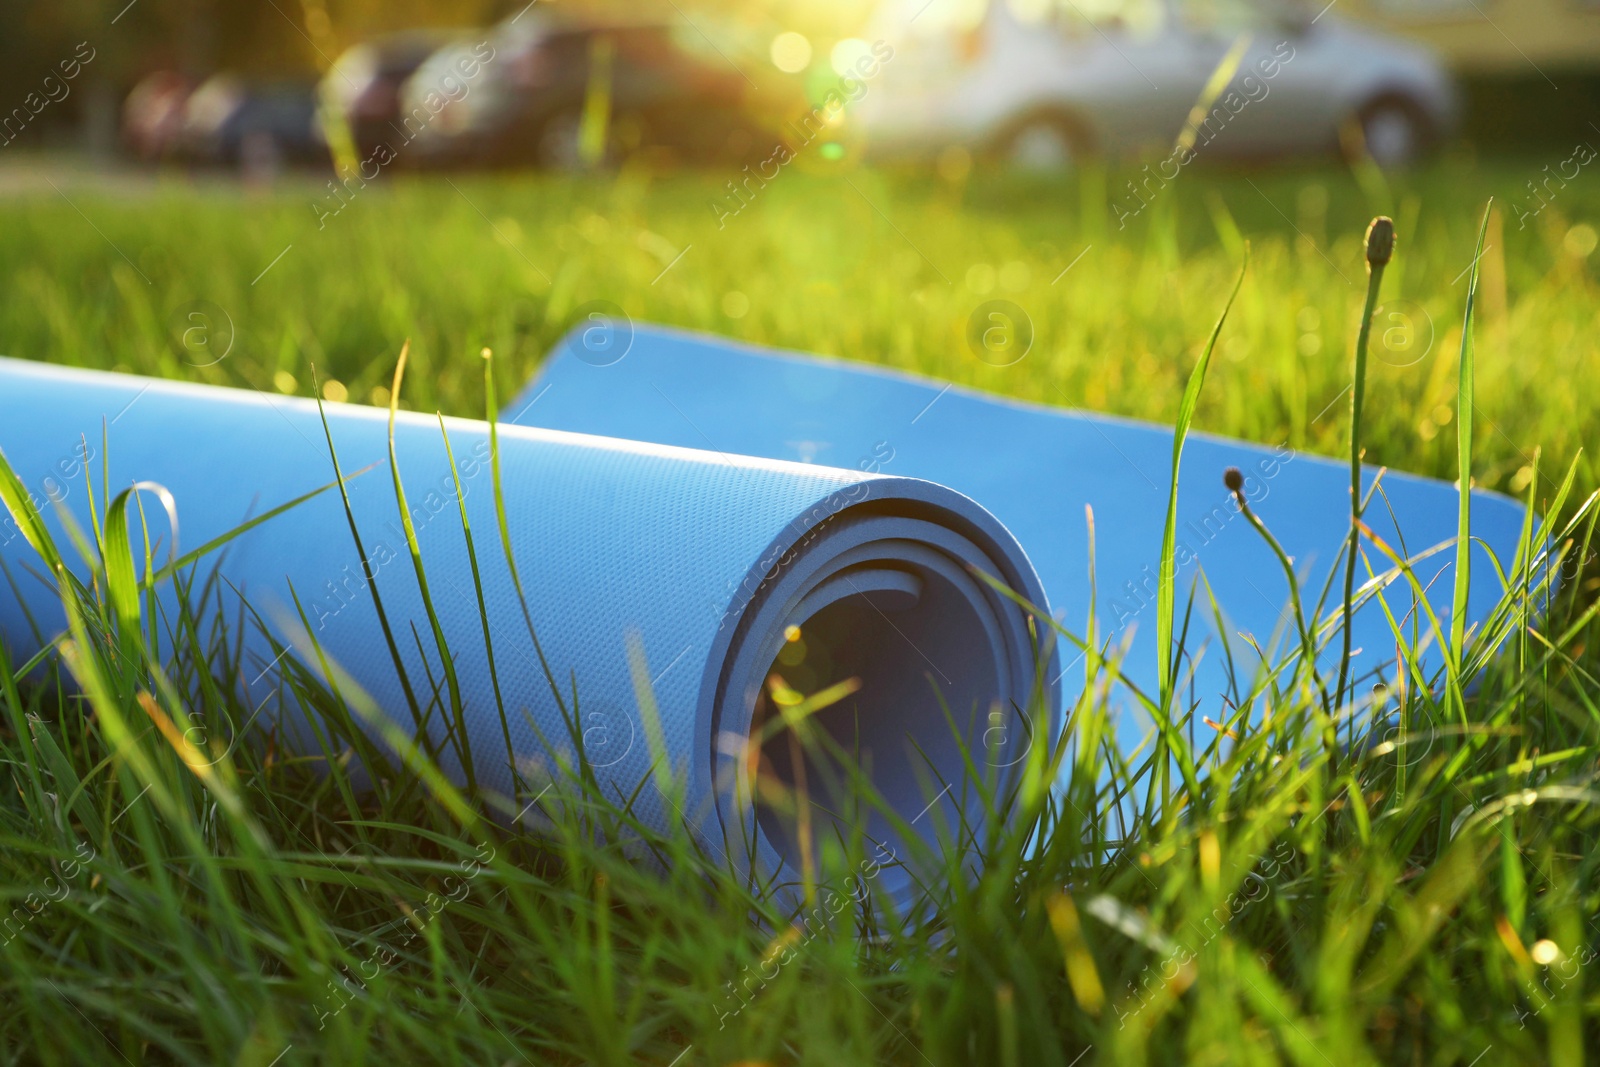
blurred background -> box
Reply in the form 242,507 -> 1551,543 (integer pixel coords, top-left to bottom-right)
0,0 -> 1595,171
0,0 -> 1597,499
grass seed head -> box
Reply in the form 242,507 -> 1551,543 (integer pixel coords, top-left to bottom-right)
1366,216 -> 1396,268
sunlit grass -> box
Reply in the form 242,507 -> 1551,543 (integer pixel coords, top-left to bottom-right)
2,157 -> 1597,497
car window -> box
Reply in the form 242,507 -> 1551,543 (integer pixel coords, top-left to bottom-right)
511,29 -> 588,89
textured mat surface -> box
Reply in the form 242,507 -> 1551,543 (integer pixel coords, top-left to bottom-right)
509,324 -> 1530,760
0,355 -> 1054,888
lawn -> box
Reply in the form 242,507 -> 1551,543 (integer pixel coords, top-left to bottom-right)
1,154 -> 1597,1065
5,157 -> 1598,494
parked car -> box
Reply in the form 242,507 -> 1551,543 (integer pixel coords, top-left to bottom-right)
855,0 -> 1459,169
400,13 -> 771,169
320,30 -> 465,157
176,75 -> 326,169
122,70 -> 191,162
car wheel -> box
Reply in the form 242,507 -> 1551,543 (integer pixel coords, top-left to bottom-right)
1002,116 -> 1081,173
1357,100 -> 1427,169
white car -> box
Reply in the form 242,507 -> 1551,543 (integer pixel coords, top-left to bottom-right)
855,0 -> 1459,168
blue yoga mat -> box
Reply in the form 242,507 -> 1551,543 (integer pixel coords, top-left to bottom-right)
508,324 -> 1529,761
0,354 -> 1055,892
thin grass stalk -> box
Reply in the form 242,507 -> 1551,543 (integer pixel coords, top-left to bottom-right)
436,410 -> 518,796
1223,468 -> 1333,716
1336,216 -> 1393,714
383,343 -> 474,793
1451,204 -> 1494,672
481,348 -> 577,736
311,370 -> 426,740
1154,252 -> 1246,828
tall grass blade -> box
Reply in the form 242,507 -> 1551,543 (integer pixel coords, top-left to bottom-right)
0,446 -> 63,575
1452,202 -> 1493,664
438,411 -> 517,794
482,347 -> 573,728
1158,252 -> 1247,711
311,372 -> 426,736
384,343 -> 472,795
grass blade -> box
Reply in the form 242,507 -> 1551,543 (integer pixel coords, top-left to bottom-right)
384,342 -> 473,793
1452,202 -> 1493,664
1157,251 -> 1247,711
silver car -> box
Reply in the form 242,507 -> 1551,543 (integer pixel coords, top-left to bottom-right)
856,0 -> 1459,168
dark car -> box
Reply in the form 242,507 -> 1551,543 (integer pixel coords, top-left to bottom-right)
401,16 -> 771,169
177,75 -> 326,169
321,30 -> 466,158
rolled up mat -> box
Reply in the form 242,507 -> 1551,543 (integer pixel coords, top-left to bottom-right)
508,324 -> 1531,761
0,357 -> 1058,894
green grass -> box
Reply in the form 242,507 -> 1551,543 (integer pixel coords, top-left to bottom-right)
4,157 -> 1599,496
1,155 -> 1599,1065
